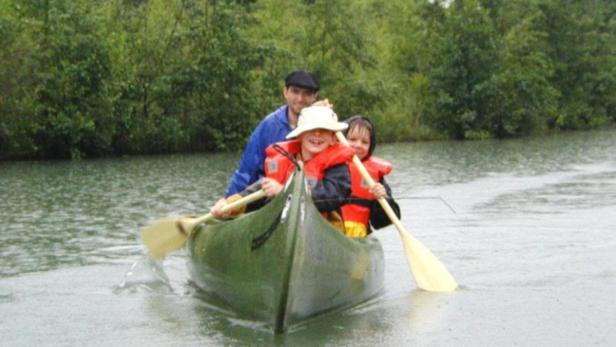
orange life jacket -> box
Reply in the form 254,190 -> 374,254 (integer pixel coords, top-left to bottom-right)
264,140 -> 354,188
341,156 -> 393,237
265,140 -> 354,232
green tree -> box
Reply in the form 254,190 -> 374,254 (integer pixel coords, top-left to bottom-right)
250,0 -> 383,119
426,0 -> 501,139
8,0 -> 114,158
177,0 -> 267,151
482,0 -> 558,137
539,0 -> 615,129
103,0 -> 265,153
0,1 -> 43,158
370,0 -> 442,141
2,0 -> 616,160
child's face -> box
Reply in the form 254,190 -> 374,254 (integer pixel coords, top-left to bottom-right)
299,128 -> 336,159
346,125 -> 371,160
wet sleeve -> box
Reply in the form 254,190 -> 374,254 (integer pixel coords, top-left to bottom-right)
312,164 -> 352,213
369,178 -> 401,229
225,124 -> 267,197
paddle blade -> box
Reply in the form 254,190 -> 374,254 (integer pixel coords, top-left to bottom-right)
140,190 -> 265,259
398,229 -> 458,292
141,217 -> 188,259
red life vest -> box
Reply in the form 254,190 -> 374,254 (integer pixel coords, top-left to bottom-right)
264,140 -> 354,188
341,156 -> 393,234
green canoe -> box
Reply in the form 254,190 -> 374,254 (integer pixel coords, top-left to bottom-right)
186,168 -> 385,333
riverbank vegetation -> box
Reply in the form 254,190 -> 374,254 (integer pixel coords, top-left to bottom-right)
1,0 -> 615,159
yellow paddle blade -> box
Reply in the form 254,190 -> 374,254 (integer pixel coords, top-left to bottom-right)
398,229 -> 458,292
141,190 -> 266,259
141,217 -> 188,259
335,131 -> 458,292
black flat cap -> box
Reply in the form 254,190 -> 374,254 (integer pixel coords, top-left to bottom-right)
285,70 -> 320,91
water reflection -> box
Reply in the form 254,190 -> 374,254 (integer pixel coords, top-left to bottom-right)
141,287 -> 463,346
185,293 -> 399,345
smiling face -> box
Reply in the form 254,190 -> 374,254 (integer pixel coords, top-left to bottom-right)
346,124 -> 372,160
283,86 -> 318,122
299,128 -> 336,161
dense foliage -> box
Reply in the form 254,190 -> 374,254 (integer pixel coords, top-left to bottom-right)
1,0 -> 615,159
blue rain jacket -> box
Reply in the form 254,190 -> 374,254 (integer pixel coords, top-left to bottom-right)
225,105 -> 292,196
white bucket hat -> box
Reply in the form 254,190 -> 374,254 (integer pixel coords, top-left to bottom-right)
286,105 -> 348,139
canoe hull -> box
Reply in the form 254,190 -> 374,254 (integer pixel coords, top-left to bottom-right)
187,170 -> 384,333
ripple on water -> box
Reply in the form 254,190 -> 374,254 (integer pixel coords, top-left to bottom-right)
2,131 -> 616,345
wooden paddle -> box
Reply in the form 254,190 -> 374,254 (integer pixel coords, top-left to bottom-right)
335,132 -> 458,292
141,190 -> 266,259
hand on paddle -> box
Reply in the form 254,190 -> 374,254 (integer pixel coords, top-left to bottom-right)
210,178 -> 281,219
261,178 -> 283,197
210,198 -> 231,218
312,99 -> 334,109
210,194 -> 248,219
370,182 -> 387,200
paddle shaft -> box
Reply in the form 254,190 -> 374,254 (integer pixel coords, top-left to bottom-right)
180,189 -> 267,234
335,133 -> 400,225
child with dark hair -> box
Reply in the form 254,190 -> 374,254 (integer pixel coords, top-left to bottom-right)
340,115 -> 401,237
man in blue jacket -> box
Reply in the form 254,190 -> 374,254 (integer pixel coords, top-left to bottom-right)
225,70 -> 320,196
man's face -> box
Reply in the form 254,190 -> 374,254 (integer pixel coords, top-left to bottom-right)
284,86 -> 318,117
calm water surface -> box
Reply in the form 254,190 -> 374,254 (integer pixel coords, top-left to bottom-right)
1,129 -> 615,346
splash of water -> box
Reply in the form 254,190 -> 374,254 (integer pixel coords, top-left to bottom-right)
113,256 -> 173,294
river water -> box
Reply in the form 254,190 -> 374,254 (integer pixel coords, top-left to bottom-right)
1,129 -> 615,346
